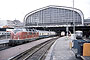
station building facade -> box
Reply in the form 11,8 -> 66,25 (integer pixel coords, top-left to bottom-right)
24,5 -> 84,27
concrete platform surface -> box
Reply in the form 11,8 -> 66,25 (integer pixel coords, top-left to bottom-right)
45,36 -> 82,60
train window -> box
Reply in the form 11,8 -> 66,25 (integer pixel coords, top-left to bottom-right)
3,33 -> 5,35
0,33 -> 1,34
33,33 -> 36,35
13,29 -> 22,34
29,30 -> 31,31
37,33 -> 38,35
42,33 -> 43,35
30,32 -> 32,35
39,33 -> 40,35
27,32 -> 29,35
48,33 -> 49,35
7,33 -> 9,35
40,33 -> 41,35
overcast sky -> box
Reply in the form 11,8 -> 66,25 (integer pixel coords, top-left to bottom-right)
0,0 -> 90,22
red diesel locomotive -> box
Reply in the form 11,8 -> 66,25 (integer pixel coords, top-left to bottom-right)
9,28 -> 56,46
9,28 -> 39,46
11,29 -> 39,40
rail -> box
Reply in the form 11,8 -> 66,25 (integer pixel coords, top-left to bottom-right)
9,37 -> 58,60
81,56 -> 90,60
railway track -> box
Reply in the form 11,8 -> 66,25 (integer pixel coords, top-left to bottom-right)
9,37 -> 58,60
0,37 -> 54,51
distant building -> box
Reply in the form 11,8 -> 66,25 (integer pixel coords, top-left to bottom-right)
0,20 -> 12,28
0,20 -> 23,28
13,20 -> 23,27
24,5 -> 84,27
84,19 -> 90,26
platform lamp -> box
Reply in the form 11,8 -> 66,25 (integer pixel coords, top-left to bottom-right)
73,0 -> 76,39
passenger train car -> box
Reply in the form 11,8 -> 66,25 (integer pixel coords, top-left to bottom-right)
0,31 -> 11,40
37,30 -> 56,38
9,28 -> 56,46
0,31 -> 11,37
0,29 -> 13,37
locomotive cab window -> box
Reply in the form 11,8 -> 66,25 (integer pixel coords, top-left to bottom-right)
33,32 -> 36,35
29,32 -> 32,35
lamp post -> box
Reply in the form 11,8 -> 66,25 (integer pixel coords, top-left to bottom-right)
66,23 -> 68,37
66,12 -> 69,37
73,0 -> 75,39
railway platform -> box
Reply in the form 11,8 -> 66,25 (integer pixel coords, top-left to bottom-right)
45,36 -> 82,60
